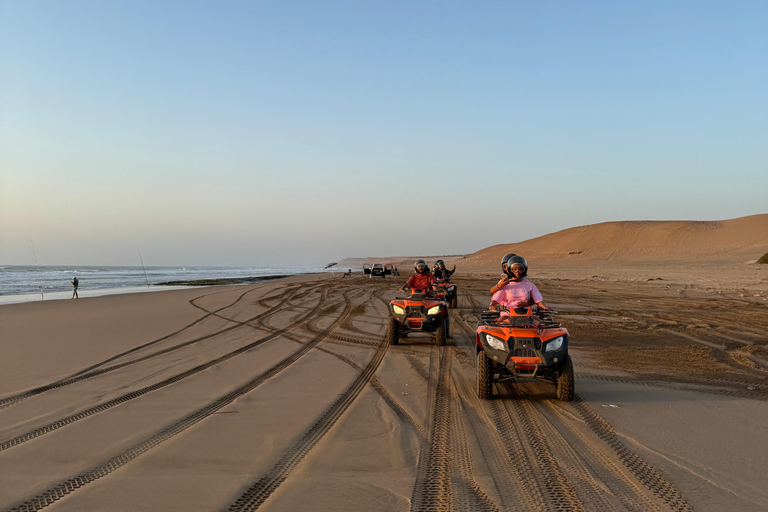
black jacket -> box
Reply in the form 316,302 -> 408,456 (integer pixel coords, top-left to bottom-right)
432,266 -> 455,280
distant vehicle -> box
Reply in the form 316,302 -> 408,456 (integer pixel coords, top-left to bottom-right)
363,263 -> 372,275
371,263 -> 386,278
384,263 -> 394,275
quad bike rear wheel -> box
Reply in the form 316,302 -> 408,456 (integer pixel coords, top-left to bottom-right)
556,355 -> 574,401
387,317 -> 400,345
450,296 -> 458,309
476,350 -> 493,399
435,319 -> 447,346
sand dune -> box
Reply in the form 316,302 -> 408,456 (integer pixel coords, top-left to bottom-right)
459,214 -> 768,272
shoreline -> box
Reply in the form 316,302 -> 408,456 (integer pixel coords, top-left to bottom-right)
0,285 -> 203,306
155,274 -> 290,287
0,274 -> 296,306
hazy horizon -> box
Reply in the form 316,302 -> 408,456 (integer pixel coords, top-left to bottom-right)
2,1 -> 766,267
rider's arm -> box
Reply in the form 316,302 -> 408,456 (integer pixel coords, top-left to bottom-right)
490,275 -> 509,294
529,283 -> 545,310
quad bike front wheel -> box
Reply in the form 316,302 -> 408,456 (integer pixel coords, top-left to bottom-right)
556,355 -> 574,401
387,317 -> 400,345
476,350 -> 493,399
435,319 -> 447,346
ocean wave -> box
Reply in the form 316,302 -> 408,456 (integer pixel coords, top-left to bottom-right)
0,265 -> 318,298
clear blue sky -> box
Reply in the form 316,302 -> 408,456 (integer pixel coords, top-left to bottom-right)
1,0 -> 766,267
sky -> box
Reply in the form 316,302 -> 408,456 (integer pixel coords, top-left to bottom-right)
1,0 -> 766,267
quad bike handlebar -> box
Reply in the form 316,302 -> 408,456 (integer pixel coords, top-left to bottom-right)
394,288 -> 431,299
481,305 -> 560,327
490,304 -> 557,314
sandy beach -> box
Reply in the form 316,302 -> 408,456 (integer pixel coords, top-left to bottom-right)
5,2 -> 766,509
1,256 -> 767,511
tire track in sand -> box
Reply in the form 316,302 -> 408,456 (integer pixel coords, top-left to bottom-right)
3,288 -> 360,512
0,284 -> 307,411
0,287 -> 333,453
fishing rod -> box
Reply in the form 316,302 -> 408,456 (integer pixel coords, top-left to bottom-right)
137,248 -> 149,288
30,240 -> 44,300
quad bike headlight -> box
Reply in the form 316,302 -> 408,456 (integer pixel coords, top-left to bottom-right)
427,305 -> 442,316
545,336 -> 565,352
485,334 -> 507,351
392,305 -> 405,315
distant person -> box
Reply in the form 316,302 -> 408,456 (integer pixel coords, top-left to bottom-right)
489,255 -> 547,311
399,259 -> 436,295
71,276 -> 79,299
393,266 -> 399,276
432,259 -> 455,281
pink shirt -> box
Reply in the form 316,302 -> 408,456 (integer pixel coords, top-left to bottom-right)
491,279 -> 543,309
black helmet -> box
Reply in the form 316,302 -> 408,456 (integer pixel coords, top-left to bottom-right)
414,259 -> 428,274
500,253 -> 517,273
506,255 -> 528,280
435,259 -> 445,269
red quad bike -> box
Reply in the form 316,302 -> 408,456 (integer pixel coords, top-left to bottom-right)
433,279 -> 458,309
387,289 -> 450,346
475,306 -> 574,401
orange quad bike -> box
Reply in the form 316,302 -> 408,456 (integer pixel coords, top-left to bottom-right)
433,279 -> 458,309
387,289 -> 450,346
475,306 -> 574,401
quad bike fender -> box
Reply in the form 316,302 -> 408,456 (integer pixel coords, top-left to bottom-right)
476,328 -> 513,366
477,326 -> 570,369
539,331 -> 569,367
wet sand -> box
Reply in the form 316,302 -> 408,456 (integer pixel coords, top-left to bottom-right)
1,269 -> 767,511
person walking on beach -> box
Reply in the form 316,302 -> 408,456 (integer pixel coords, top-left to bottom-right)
71,276 -> 79,299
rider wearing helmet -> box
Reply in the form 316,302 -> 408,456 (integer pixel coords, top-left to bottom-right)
490,253 -> 517,294
432,259 -> 455,280
500,253 -> 517,276
489,255 -> 548,310
400,259 -> 437,293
